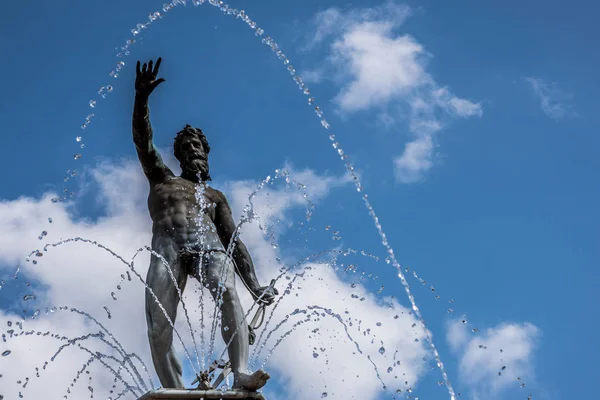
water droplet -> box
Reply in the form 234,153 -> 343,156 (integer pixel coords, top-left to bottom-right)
378,347 -> 385,354
321,393 -> 328,398
312,352 -> 319,358
110,292 -> 117,301
48,218 -> 53,223
73,154 -> 82,160
76,136 -> 82,142
23,295 -> 35,301
223,326 -> 229,331
2,350 -> 10,356
148,11 -> 161,21
89,100 -> 96,108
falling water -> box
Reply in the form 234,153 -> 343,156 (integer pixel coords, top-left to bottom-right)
1,307 -> 150,399
203,170 -> 316,368
0,1 -> 537,399
249,247 -> 380,367
47,0 -> 458,395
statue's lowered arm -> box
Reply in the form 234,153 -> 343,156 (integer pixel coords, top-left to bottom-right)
214,190 -> 278,305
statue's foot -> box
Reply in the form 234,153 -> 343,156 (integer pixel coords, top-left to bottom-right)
232,369 -> 270,391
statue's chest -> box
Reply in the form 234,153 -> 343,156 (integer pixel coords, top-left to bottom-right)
153,180 -> 216,218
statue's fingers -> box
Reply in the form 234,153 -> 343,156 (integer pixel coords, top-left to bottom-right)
148,60 -> 154,74
136,61 -> 141,75
154,57 -> 162,74
151,78 -> 166,90
142,63 -> 147,73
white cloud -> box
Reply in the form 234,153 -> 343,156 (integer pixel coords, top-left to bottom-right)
0,157 -> 429,399
446,319 -> 540,398
432,87 -> 483,118
331,26 -> 428,111
525,77 -> 575,119
224,169 -> 430,399
393,135 -> 435,183
304,2 -> 482,183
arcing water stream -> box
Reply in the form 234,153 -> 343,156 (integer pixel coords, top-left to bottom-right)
0,171 -> 436,399
0,1 -> 533,399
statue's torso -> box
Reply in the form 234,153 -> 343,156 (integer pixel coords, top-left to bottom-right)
148,176 -> 225,251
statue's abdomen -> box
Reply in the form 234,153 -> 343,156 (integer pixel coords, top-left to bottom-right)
148,180 -> 224,251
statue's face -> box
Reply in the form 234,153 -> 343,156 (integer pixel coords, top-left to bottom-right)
179,135 -> 209,177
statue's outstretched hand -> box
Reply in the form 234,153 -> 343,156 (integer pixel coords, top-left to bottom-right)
253,283 -> 279,306
135,58 -> 165,96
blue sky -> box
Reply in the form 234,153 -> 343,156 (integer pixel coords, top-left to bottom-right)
0,0 -> 598,399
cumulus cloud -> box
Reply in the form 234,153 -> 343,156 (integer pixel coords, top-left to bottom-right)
224,169 -> 429,399
304,2 -> 482,183
0,156 -> 429,399
446,319 -> 540,398
393,135 -> 435,183
525,77 -> 575,119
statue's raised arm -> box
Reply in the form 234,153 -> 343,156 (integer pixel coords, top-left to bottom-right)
132,57 -> 173,183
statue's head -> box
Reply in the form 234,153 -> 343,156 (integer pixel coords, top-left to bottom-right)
174,124 -> 211,181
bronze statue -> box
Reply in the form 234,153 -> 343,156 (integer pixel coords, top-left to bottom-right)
132,58 -> 277,391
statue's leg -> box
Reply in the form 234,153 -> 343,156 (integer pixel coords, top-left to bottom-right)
145,240 -> 187,389
201,251 -> 269,391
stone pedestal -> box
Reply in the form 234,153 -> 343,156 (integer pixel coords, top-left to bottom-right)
137,389 -> 265,400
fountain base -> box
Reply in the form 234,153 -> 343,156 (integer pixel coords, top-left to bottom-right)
138,389 -> 265,399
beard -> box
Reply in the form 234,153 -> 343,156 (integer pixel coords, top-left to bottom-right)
182,158 -> 211,181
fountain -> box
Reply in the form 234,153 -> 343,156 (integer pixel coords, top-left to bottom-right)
0,1 -> 538,400
0,2 -> 444,399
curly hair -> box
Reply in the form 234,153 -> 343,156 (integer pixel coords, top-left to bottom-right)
173,124 -> 210,162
